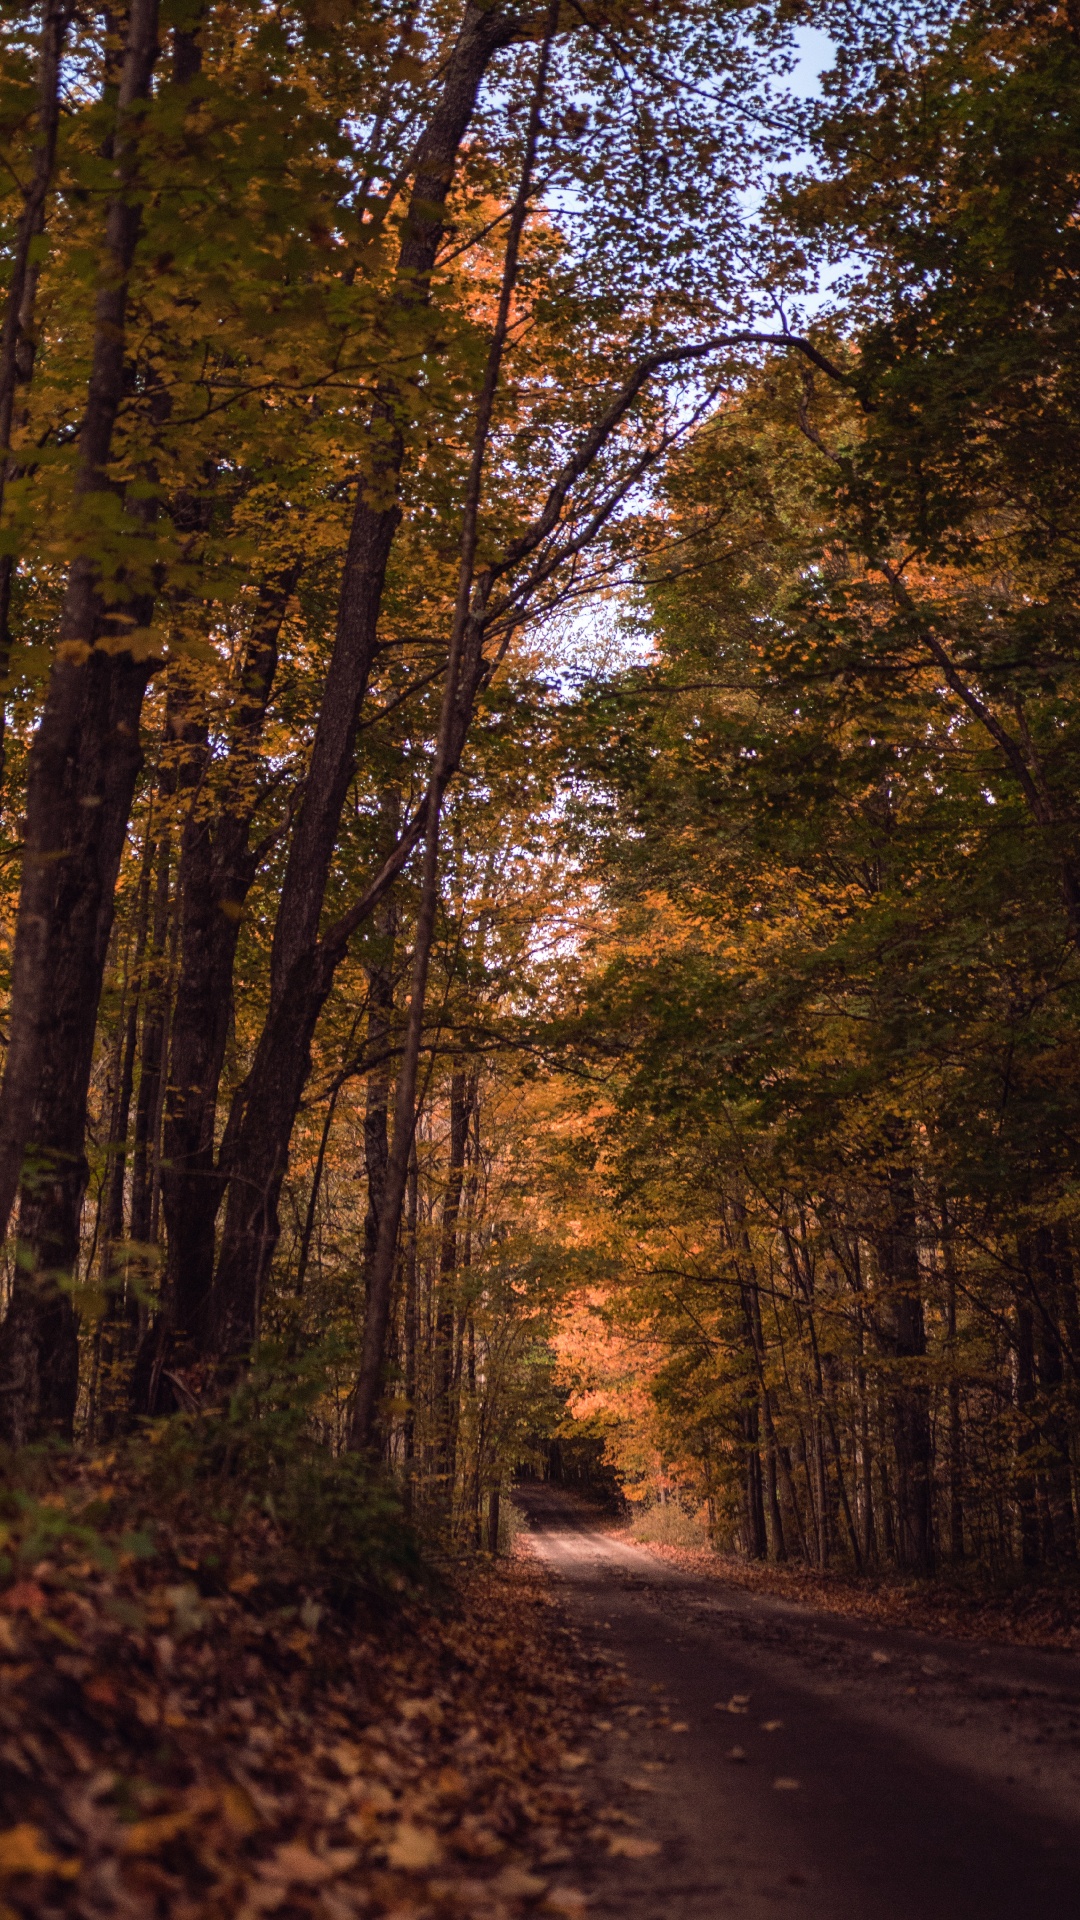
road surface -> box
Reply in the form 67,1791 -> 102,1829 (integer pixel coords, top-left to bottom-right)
514,1483 -> 1080,1919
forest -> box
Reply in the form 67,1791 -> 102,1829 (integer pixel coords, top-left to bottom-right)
1,0 -> 1080,1624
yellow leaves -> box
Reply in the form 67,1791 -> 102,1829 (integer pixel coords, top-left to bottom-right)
0,1824 -> 78,1877
124,1783 -> 262,1856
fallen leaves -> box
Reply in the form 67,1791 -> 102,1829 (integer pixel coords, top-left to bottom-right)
605,1834 -> 660,1859
0,1475 -> 614,1920
626,1539 -> 1080,1652
384,1822 -> 444,1871
0,1824 -> 78,1877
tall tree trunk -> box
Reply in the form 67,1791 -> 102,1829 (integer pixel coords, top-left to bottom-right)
433,1067 -> 471,1497
206,4 -> 528,1368
349,24 -> 557,1447
142,568 -> 296,1393
92,832 -> 154,1439
0,0 -> 161,1445
880,1153 -> 934,1573
742,1395 -> 768,1561
294,1087 -> 339,1298
730,1198 -> 785,1559
362,793 -> 400,1296
402,1135 -> 420,1505
940,1201 -> 965,1561
129,834 -> 171,1244
1033,1226 -> 1077,1561
1014,1287 -> 1040,1570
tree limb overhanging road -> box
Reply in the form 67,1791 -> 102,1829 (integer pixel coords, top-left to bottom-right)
515,1486 -> 1080,1920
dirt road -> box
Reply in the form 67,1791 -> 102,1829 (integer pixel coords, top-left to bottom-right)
514,1484 -> 1080,1919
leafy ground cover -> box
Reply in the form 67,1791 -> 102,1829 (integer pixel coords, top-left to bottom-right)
621,1536 -> 1080,1651
0,1443 -> 612,1920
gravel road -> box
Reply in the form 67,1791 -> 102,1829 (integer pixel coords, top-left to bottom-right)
514,1483 -> 1080,1920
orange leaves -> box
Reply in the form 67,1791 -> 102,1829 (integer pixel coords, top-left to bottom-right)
0,1824 -> 79,1878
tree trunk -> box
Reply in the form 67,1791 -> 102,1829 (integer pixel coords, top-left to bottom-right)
880,1155 -> 934,1573
206,4 -> 526,1368
126,569 -> 298,1416
362,793 -> 400,1297
1015,1289 -> 1040,1570
742,1395 -> 768,1560
433,1068 -> 471,1497
0,0 -> 161,1445
940,1203 -> 965,1561
402,1136 -> 420,1504
1033,1226 -> 1077,1561
129,834 -> 171,1244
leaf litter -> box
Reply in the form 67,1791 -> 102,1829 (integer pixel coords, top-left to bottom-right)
0,1465 -> 628,1920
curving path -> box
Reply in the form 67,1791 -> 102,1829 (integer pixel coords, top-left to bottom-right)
515,1483 -> 1080,1919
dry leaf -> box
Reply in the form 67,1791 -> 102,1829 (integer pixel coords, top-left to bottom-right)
0,1823 -> 74,1876
385,1821 -> 444,1870
258,1841 -> 338,1885
495,1865 -> 548,1898
761,1720 -> 783,1732
221,1784 -> 261,1835
726,1746 -> 746,1762
773,1777 -> 801,1791
607,1834 -> 660,1859
331,1741 -> 363,1778
544,1888 -> 589,1916
123,1809 -> 195,1854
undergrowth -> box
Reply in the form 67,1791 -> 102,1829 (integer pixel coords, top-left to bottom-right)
628,1502 -> 709,1549
1,1348 -> 425,1618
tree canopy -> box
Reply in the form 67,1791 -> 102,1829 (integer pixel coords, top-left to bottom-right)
0,0 -> 1079,1584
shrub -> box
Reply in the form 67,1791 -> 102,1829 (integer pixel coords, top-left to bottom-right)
629,1501 -> 710,1549
134,1349 -> 426,1610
